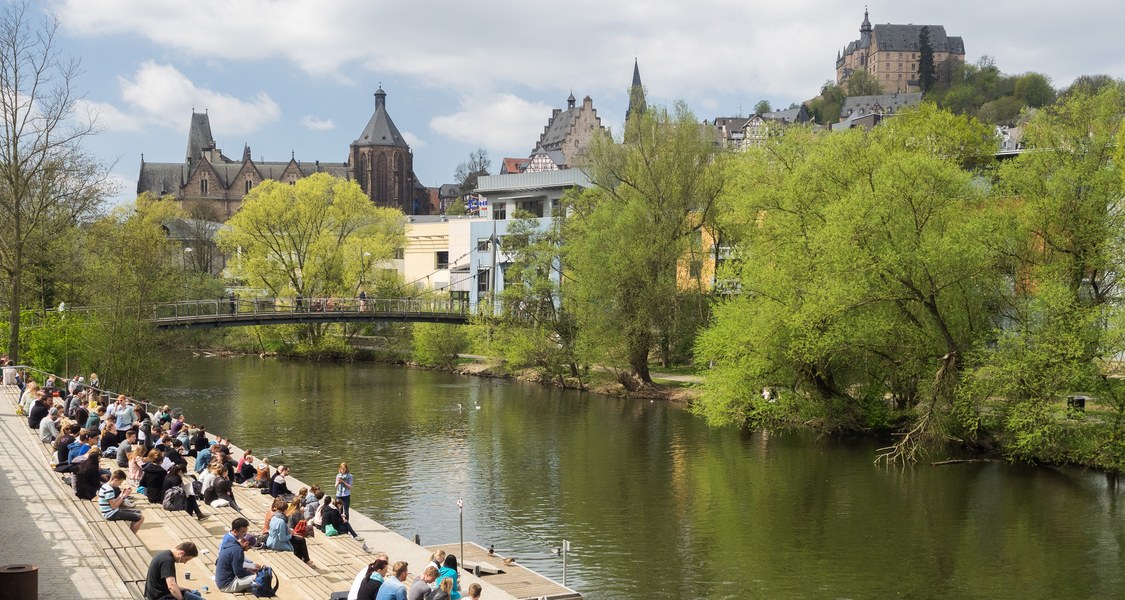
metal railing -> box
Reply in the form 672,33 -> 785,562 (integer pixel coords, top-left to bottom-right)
147,297 -> 473,328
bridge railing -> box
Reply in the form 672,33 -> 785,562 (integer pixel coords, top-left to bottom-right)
151,297 -> 472,321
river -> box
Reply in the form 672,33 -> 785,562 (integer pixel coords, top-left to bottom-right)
154,354 -> 1125,599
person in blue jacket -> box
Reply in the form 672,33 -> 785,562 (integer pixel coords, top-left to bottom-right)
215,518 -> 261,593
435,554 -> 461,600
265,507 -> 315,567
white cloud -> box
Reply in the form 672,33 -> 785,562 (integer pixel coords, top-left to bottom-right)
300,115 -> 335,131
401,131 -> 426,149
430,94 -> 550,154
116,62 -> 280,135
52,0 -> 1125,112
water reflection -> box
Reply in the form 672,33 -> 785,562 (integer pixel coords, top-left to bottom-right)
157,355 -> 1125,599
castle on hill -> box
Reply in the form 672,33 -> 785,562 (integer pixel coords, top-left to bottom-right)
836,9 -> 965,94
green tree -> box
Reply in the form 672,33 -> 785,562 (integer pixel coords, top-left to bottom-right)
0,1 -> 110,362
412,323 -> 469,368
218,173 -> 404,301
75,195 -> 188,394
567,102 -> 725,385
753,100 -> 772,115
807,81 -> 845,125
1014,72 -> 1055,108
445,197 -> 467,216
489,207 -> 582,385
845,70 -> 883,97
918,26 -> 936,93
696,105 -> 1010,455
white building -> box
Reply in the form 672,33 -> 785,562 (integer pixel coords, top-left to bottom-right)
401,170 -> 590,312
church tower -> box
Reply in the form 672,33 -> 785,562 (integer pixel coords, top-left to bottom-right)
350,87 -> 416,213
626,59 -> 646,122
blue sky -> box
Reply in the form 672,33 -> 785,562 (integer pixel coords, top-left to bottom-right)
41,0 -> 1125,206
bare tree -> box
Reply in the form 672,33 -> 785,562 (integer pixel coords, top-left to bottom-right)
454,148 -> 491,196
0,1 -> 111,361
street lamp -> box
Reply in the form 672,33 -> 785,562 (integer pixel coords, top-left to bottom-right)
183,247 -> 193,271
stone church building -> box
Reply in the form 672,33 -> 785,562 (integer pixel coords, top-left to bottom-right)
137,87 -> 429,220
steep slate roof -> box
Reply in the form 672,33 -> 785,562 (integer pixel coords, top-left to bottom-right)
537,107 -> 580,152
874,24 -> 963,54
353,87 -> 410,148
840,92 -> 922,117
186,112 -> 216,162
137,162 -> 186,196
761,106 -> 809,123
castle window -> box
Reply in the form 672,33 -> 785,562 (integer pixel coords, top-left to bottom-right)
200,178 -> 208,195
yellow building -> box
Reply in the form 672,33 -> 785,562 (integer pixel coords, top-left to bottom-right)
836,9 -> 965,94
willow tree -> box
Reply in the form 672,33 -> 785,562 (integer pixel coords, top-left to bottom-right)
0,1 -> 110,362
565,102 -> 724,385
696,105 -> 1013,457
217,173 -> 404,339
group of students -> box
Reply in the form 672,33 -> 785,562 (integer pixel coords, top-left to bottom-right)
10,364 -> 488,600
340,549 -> 482,600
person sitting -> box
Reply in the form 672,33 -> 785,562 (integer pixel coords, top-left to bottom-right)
215,517 -> 261,593
53,423 -> 80,467
163,438 -> 188,470
374,561 -> 409,600
265,497 -> 316,568
98,469 -> 144,534
203,465 -> 240,510
251,459 -> 271,489
39,406 -> 61,443
235,449 -> 256,483
465,583 -> 482,600
320,496 -> 363,540
141,449 -> 168,504
262,497 -> 285,535
27,394 -> 50,429
351,557 -> 389,600
435,555 -> 461,600
116,429 -> 137,469
100,420 -> 123,458
190,426 -> 208,457
408,566 -> 438,600
128,444 -> 147,485
144,540 -> 204,600
74,447 -> 108,500
163,464 -> 206,520
270,464 -> 293,499
430,577 -> 455,600
193,440 -> 216,475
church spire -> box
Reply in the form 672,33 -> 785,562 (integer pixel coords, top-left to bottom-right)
626,58 -> 646,122
860,6 -> 872,34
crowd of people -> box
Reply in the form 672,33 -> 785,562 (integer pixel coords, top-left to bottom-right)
9,361 -> 485,600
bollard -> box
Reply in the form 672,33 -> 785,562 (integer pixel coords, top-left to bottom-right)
413,533 -> 421,545
474,565 -> 481,577
0,564 -> 38,600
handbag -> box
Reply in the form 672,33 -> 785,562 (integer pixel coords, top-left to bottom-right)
293,519 -> 308,537
324,523 -> 339,537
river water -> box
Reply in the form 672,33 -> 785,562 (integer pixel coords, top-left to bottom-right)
155,355 -> 1125,599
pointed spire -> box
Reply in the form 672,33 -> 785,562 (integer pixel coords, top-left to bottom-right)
860,6 -> 872,33
375,86 -> 387,109
627,58 -> 646,122
354,85 -> 409,148
567,91 -> 576,109
242,144 -> 251,162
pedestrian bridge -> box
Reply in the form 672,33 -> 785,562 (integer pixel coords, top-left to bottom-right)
150,297 -> 471,329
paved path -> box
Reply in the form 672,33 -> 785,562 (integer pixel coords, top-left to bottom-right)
0,385 -> 132,599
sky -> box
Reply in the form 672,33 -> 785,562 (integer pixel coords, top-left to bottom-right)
37,0 -> 1125,206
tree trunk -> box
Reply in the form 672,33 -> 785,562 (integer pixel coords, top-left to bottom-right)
7,241 -> 19,363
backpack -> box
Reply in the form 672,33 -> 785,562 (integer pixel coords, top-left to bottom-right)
162,485 -> 186,511
252,565 -> 279,597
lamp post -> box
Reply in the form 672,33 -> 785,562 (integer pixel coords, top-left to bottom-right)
183,247 -> 193,271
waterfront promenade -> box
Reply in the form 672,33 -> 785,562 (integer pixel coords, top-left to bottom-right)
0,384 -> 530,600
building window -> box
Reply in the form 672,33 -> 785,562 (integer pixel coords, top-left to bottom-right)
691,230 -> 703,249
492,203 -> 506,220
477,269 -> 490,293
200,178 -> 208,195
244,179 -> 252,193
435,251 -> 449,270
689,260 -> 703,280
476,238 -> 490,252
516,199 -> 544,217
